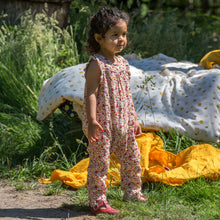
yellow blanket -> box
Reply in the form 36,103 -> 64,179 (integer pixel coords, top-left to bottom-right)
199,49 -> 220,69
39,132 -> 220,188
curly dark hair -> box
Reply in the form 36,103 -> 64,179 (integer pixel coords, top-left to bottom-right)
86,7 -> 129,54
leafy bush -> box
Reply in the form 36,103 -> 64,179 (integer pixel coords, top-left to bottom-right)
0,10 -> 79,115
125,10 -> 220,62
0,11 -> 83,168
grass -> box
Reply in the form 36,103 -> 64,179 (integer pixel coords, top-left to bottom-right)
0,0 -> 220,219
157,129 -> 200,154
63,178 -> 220,219
1,175 -> 219,219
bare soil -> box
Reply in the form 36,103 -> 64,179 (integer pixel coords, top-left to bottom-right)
0,182 -> 98,220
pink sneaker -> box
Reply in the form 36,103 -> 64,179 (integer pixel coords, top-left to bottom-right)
91,200 -> 120,215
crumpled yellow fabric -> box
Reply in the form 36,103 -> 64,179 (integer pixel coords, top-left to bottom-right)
199,49 -> 220,69
39,132 -> 220,188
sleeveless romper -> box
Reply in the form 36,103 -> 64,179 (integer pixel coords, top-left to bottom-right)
82,54 -> 142,207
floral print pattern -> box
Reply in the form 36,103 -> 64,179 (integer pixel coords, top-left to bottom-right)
82,54 -> 143,207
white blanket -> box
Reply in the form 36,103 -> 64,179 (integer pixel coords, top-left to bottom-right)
37,53 -> 220,142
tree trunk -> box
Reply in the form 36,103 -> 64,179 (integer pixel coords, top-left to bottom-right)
0,0 -> 74,27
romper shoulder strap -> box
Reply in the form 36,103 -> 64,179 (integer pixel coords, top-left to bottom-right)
84,54 -> 105,83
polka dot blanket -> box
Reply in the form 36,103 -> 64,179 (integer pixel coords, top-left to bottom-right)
37,53 -> 220,142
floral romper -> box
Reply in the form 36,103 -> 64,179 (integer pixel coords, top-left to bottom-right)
82,54 -> 143,207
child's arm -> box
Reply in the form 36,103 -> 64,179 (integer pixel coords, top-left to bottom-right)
134,111 -> 142,137
85,60 -> 103,143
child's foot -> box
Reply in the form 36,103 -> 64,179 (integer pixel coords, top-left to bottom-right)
137,194 -> 148,201
123,192 -> 148,202
91,200 -> 120,215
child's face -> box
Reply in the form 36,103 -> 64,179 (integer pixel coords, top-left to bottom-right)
97,19 -> 127,58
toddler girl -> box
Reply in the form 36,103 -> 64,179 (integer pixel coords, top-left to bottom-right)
82,7 -> 148,215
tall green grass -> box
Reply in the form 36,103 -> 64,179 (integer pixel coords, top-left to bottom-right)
0,10 -> 84,171
0,10 -> 79,115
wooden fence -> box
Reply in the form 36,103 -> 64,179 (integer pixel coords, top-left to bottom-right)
0,0 -> 74,27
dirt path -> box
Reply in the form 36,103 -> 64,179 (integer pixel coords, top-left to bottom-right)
0,183 -> 98,220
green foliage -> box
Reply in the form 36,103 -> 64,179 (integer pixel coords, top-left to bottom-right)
0,103 -> 42,166
14,181 -> 38,191
43,181 -> 63,195
0,10 -> 79,116
125,10 -> 220,62
69,0 -> 100,62
0,10 -> 85,170
83,0 -> 220,16
156,129 -> 199,154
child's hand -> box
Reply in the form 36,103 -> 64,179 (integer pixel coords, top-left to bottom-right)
134,119 -> 142,137
88,120 -> 104,143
